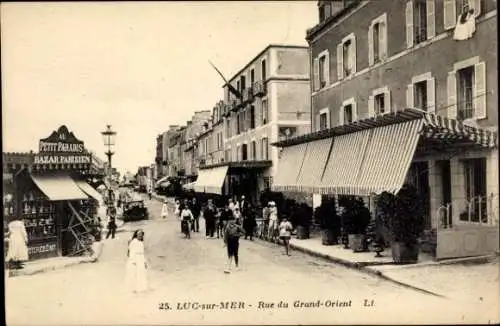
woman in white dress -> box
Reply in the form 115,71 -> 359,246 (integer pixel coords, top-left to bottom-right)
160,199 -> 169,219
6,217 -> 29,269
125,229 -> 148,293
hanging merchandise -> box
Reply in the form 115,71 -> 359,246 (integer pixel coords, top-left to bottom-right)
453,6 -> 476,41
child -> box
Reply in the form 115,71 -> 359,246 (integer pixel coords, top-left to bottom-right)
223,215 -> 245,273
278,216 -> 293,256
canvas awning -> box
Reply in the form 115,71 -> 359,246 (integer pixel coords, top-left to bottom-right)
294,137 -> 333,193
193,169 -> 212,193
182,181 -> 196,190
271,142 -> 308,192
75,180 -> 103,202
155,176 -> 169,187
204,166 -> 229,195
31,174 -> 89,201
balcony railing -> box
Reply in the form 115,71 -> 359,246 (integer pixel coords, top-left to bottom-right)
438,195 -> 498,229
252,80 -> 267,97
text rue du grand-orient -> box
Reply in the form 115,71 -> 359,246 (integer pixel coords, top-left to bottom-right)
159,299 -> 375,311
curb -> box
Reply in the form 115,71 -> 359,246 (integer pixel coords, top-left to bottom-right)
288,242 -> 446,298
7,258 -> 90,278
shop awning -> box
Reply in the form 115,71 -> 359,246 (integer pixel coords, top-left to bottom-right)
294,138 -> 333,193
31,174 -> 89,201
182,181 -> 196,190
319,119 -> 423,196
204,166 -> 229,195
155,176 -> 168,187
75,180 -> 103,202
271,142 -> 308,192
193,169 -> 212,193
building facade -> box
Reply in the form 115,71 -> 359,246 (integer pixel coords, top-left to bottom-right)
271,0 -> 498,260
155,134 -> 164,179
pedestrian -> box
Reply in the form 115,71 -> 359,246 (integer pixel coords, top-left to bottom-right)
6,216 -> 29,270
174,199 -> 181,219
180,205 -> 194,239
218,205 -> 232,239
233,207 -> 242,224
278,216 -> 293,256
223,215 -> 245,273
106,208 -> 117,239
160,199 -> 168,219
228,198 -> 235,212
261,204 -> 270,240
190,197 -> 201,232
203,199 -> 217,238
241,196 -> 256,241
148,189 -> 153,200
267,201 -> 279,242
125,229 -> 148,293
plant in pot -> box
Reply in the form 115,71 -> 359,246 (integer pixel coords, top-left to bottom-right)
295,203 -> 312,239
315,196 -> 340,245
339,196 -> 371,252
376,184 -> 425,264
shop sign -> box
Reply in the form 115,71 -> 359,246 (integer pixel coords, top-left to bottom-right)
28,242 -> 57,255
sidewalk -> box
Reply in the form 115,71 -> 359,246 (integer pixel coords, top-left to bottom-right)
6,256 -> 90,278
289,236 -> 499,298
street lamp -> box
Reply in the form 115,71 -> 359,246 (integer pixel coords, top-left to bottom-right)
101,125 -> 117,207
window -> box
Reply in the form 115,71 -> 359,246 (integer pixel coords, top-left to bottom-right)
414,0 -> 427,44
242,144 -> 248,161
250,68 -> 255,86
318,108 -> 329,131
337,34 -> 356,80
314,50 -> 329,91
261,59 -> 267,81
262,138 -> 269,160
236,146 -> 240,161
344,105 -> 353,124
444,0 -> 481,30
407,0 -> 435,47
457,66 -> 474,120
261,99 -> 268,124
339,98 -> 357,126
319,55 -> 327,88
250,105 -> 255,129
236,113 -> 241,134
237,80 -> 240,93
225,149 -> 231,162
414,81 -> 428,110
240,75 -> 246,91
369,14 -> 387,66
225,119 -> 231,138
369,87 -> 391,117
319,2 -> 332,22
460,158 -> 487,223
251,141 -> 257,160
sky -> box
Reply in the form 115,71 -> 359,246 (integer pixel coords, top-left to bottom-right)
1,1 -> 318,175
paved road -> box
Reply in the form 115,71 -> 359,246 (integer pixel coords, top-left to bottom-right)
5,195 -> 494,325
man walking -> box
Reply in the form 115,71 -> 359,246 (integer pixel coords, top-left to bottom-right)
106,207 -> 117,239
190,197 -> 201,232
204,199 -> 217,238
223,215 -> 245,273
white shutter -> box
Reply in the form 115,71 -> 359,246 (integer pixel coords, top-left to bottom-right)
427,0 -> 436,39
385,89 -> 392,113
324,50 -> 330,85
427,77 -> 436,113
351,36 -> 357,73
315,114 -> 321,132
474,61 -> 487,119
368,25 -> 374,66
313,57 -> 319,91
339,106 -> 344,126
406,1 -> 414,49
444,0 -> 457,30
336,44 -> 343,80
447,71 -> 457,119
368,95 -> 375,117
352,101 -> 358,121
406,84 -> 414,108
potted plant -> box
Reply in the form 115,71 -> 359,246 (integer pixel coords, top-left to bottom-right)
295,203 -> 312,239
376,184 -> 425,264
339,196 -> 371,252
315,196 -> 340,245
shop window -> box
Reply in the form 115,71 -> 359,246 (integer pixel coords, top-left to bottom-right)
414,80 -> 428,110
457,66 -> 474,120
460,158 -> 487,223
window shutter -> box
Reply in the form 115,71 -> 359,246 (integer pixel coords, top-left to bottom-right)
352,101 -> 358,121
406,1 -> 414,49
368,25 -> 374,66
315,114 -> 321,132
313,57 -> 319,91
427,77 -> 436,113
324,50 -> 330,85
336,44 -> 343,80
406,84 -> 414,108
368,95 -> 375,117
474,61 -> 487,119
380,22 -> 388,59
339,107 -> 344,126
351,36 -> 357,73
427,0 -> 436,39
443,0 -> 457,30
385,89 -> 392,113
447,71 -> 457,119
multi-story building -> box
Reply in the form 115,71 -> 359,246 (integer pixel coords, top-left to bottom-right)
160,125 -> 180,179
182,110 -> 212,181
155,134 -> 164,179
194,44 -> 311,201
272,0 -> 498,260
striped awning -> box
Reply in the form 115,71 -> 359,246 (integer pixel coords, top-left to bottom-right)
319,119 -> 424,196
193,169 -> 212,193
294,138 -> 333,193
204,166 -> 229,195
271,142 -> 308,192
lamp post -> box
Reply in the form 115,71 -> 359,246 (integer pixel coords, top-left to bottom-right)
101,125 -> 117,207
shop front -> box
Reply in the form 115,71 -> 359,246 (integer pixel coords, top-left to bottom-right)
7,125 -> 102,261
272,109 -> 498,260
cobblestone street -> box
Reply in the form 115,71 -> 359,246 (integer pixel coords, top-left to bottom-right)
6,197 -> 497,325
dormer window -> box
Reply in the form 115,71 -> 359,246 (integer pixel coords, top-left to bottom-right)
318,1 -> 332,23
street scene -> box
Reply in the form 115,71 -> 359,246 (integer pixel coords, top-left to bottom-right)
2,1 -> 499,325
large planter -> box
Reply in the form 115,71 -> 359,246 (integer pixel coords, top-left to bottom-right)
321,229 -> 337,245
391,242 -> 420,264
349,234 -> 366,252
296,225 -> 310,239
